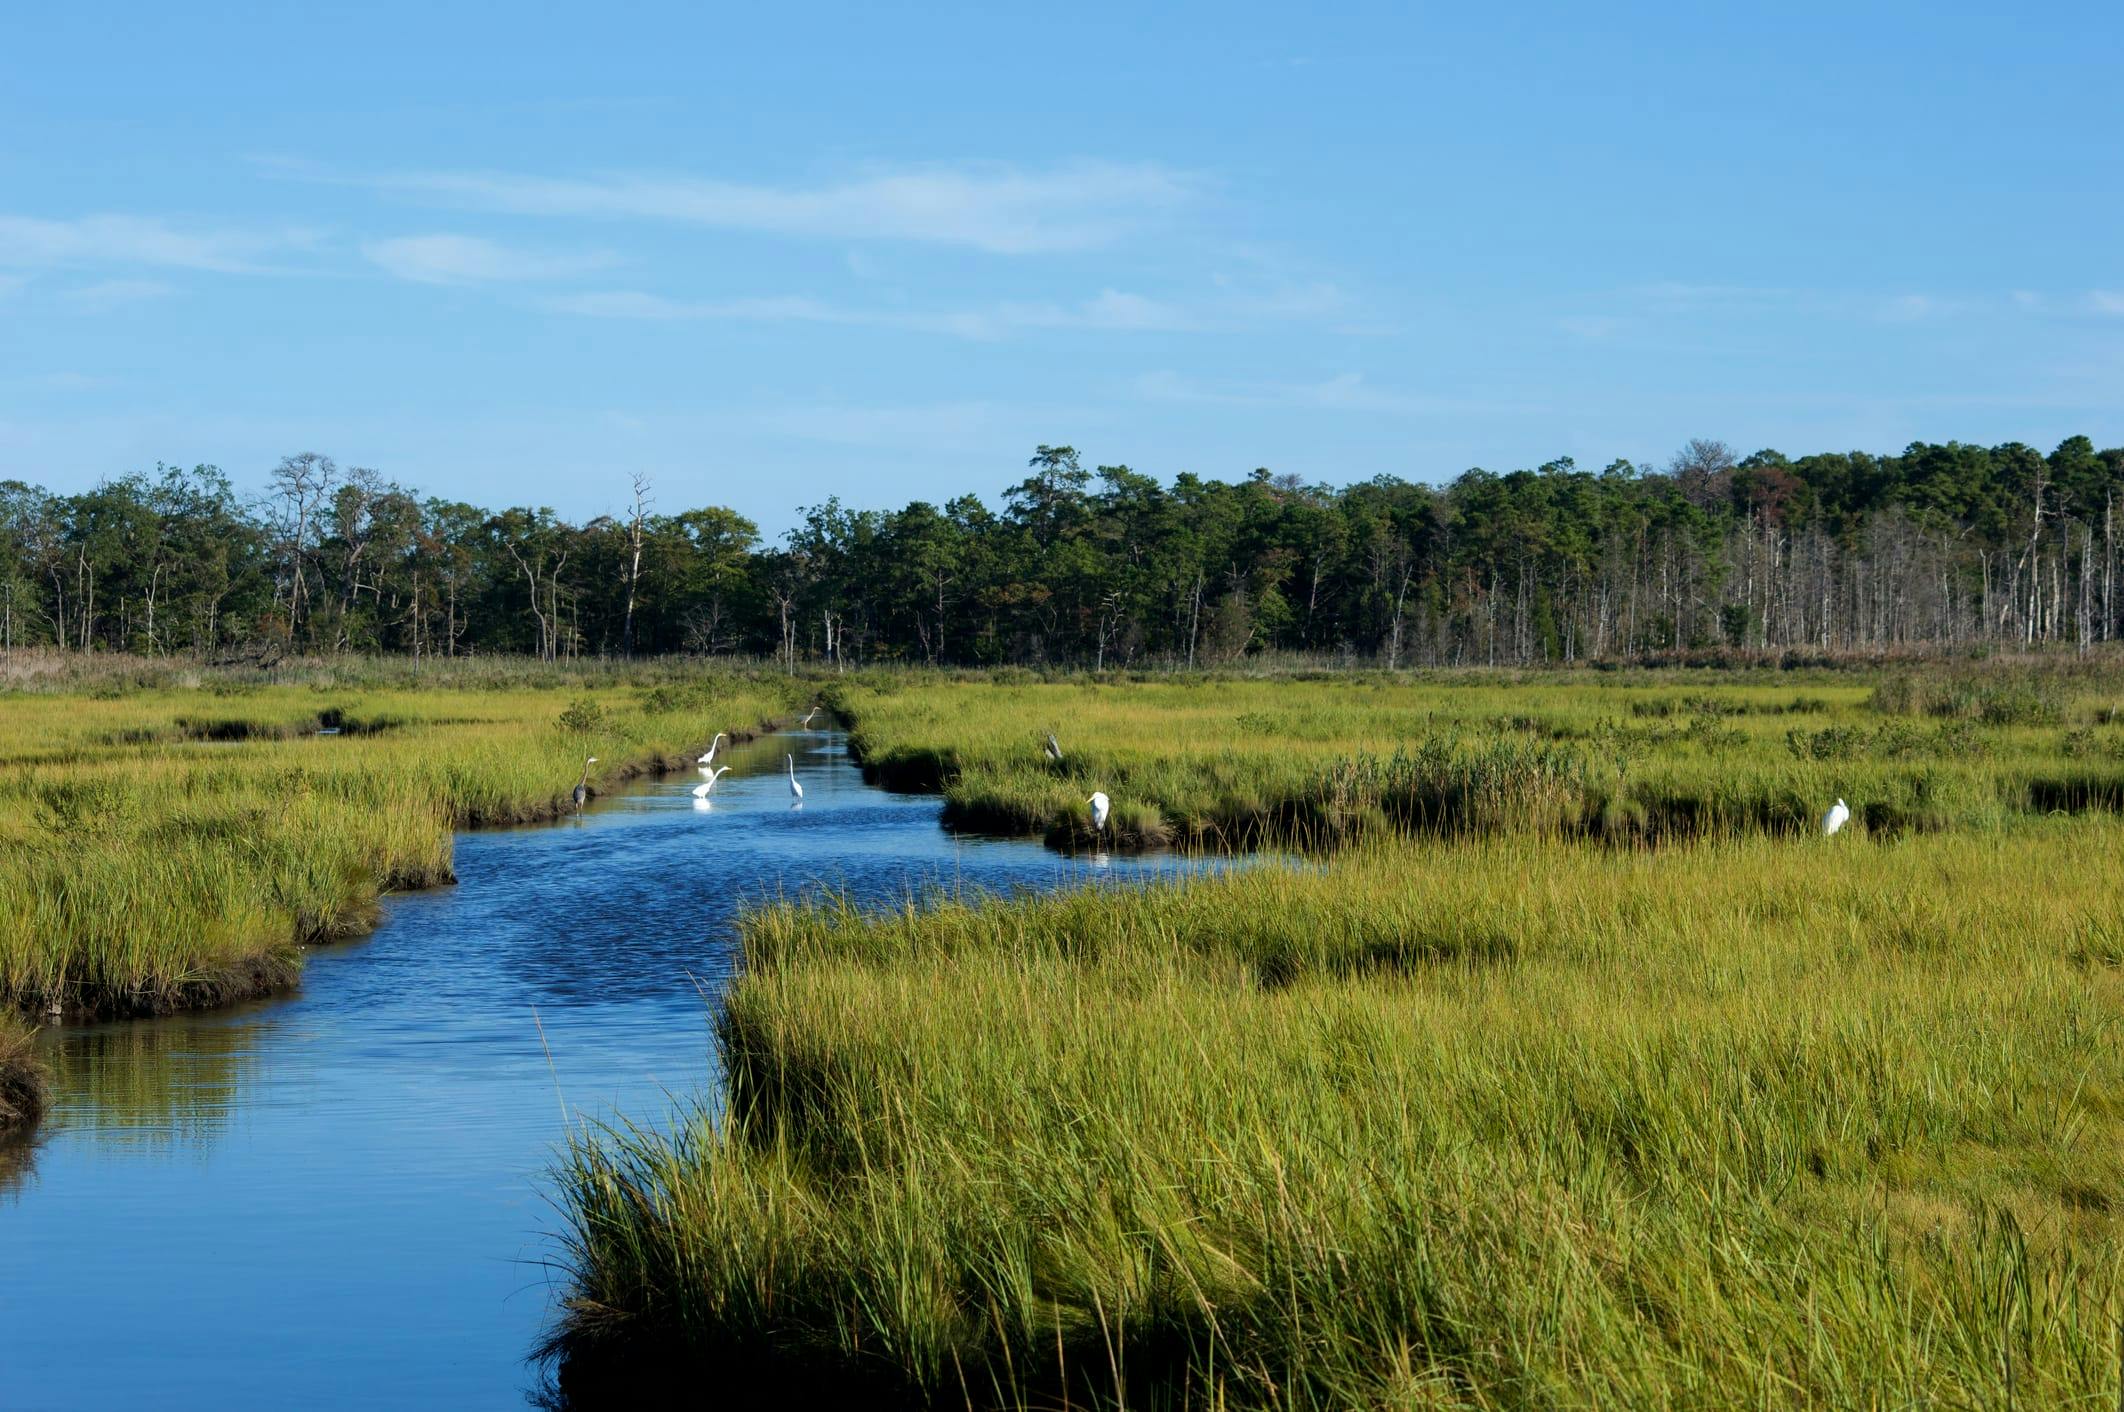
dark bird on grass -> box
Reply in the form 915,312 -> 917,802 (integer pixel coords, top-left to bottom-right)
573,756 -> 598,812
1044,731 -> 1064,764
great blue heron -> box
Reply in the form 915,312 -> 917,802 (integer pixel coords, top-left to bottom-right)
1823,798 -> 1850,835
573,756 -> 598,812
691,766 -> 730,798
786,753 -> 804,802
1087,790 -> 1110,834
801,705 -> 821,729
1044,731 -> 1063,764
698,733 -> 727,766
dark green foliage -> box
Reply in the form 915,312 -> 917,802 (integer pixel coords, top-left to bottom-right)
555,698 -> 608,734
4,435 -> 2123,666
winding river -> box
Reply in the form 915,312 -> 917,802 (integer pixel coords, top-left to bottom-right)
0,732 -> 1209,1410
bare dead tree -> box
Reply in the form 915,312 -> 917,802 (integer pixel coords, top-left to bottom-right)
1669,439 -> 1737,510
332,466 -> 387,651
621,472 -> 652,659
266,452 -> 337,644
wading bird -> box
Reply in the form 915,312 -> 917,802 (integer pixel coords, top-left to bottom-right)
801,705 -> 821,729
786,753 -> 804,802
1088,790 -> 1110,835
698,733 -> 727,766
691,766 -> 730,798
1823,797 -> 1850,836
1044,731 -> 1063,763
573,756 -> 598,813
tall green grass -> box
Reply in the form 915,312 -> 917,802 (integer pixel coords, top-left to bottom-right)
828,671 -> 2124,848
550,824 -> 2124,1407
0,667 -> 797,1016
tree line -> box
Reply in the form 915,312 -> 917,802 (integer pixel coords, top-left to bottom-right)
3,435 -> 2120,666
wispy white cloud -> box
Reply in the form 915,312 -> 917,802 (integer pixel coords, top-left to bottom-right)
293,159 -> 1200,254
1630,281 -> 1791,307
363,233 -> 616,285
743,399 -> 1078,450
1880,293 -> 1940,321
1301,372 -> 1458,415
1209,277 -> 1347,321
1558,315 -> 1623,340
0,214 -> 313,273
21,370 -> 114,392
1955,288 -> 2124,318
1135,369 -> 1503,417
1072,288 -> 1190,330
541,286 -> 1197,339
545,290 -> 857,323
1627,282 -> 2038,324
976,289 -> 1196,334
59,278 -> 177,312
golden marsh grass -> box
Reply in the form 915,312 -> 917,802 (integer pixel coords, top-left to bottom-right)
550,668 -> 2124,1407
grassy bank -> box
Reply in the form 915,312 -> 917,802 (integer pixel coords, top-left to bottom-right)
0,661 -> 796,1018
550,822 -> 2124,1407
827,666 -> 2124,848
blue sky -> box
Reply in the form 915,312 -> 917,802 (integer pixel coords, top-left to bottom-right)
3,1 -> 2119,535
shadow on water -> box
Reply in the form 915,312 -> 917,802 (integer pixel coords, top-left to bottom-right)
0,1129 -> 34,1200
0,730 -> 1240,1411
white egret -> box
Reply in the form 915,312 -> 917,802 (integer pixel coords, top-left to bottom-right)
1044,731 -> 1063,763
691,766 -> 731,798
1823,797 -> 1850,836
698,733 -> 728,766
786,753 -> 804,802
1087,790 -> 1110,834
573,756 -> 598,813
801,705 -> 821,729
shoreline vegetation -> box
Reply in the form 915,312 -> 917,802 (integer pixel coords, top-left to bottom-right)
545,657 -> 2124,1408
829,659 -> 2124,851
0,654 -> 803,1133
0,1014 -> 42,1134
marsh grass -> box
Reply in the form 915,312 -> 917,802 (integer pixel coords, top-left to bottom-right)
548,666 -> 2124,1407
832,672 -> 2124,850
0,664 -> 796,1017
550,824 -> 2124,1408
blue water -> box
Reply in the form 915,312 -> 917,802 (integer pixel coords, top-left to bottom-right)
0,733 -> 1210,1410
